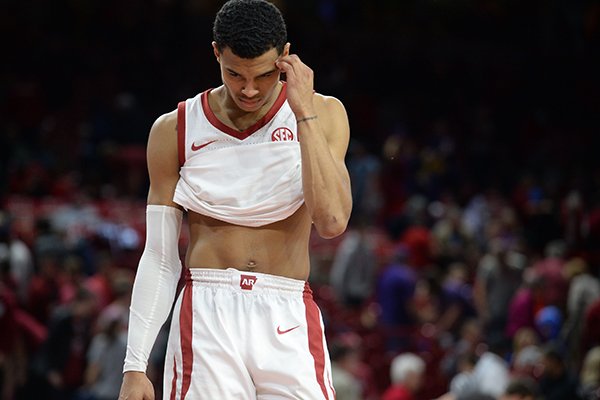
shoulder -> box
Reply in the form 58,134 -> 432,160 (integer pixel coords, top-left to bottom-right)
146,109 -> 183,204
146,109 -> 179,169
312,93 -> 347,116
311,93 -> 349,147
150,109 -> 178,139
311,93 -> 348,126
312,93 -> 348,130
147,110 -> 178,153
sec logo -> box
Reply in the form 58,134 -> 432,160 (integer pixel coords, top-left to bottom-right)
271,127 -> 294,142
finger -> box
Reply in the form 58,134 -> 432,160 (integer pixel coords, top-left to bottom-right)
276,57 -> 297,70
280,54 -> 300,62
276,60 -> 291,71
276,61 -> 295,79
279,55 -> 303,70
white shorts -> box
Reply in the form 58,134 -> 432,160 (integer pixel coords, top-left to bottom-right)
163,268 -> 336,400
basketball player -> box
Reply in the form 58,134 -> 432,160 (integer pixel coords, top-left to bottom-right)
118,0 -> 352,398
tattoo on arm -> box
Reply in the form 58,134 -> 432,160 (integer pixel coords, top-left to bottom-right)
296,115 -> 318,124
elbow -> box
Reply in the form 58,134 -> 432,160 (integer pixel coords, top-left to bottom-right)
314,213 -> 350,239
311,196 -> 353,239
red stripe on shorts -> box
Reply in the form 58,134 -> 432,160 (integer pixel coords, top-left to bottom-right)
180,282 -> 194,399
170,357 -> 178,400
303,283 -> 331,400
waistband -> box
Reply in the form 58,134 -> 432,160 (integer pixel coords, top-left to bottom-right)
185,268 -> 311,295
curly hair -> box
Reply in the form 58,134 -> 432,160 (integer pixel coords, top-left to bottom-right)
213,0 -> 287,58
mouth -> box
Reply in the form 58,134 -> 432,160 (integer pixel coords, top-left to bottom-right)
239,97 -> 261,107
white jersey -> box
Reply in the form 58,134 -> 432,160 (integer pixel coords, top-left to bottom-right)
173,83 -> 304,227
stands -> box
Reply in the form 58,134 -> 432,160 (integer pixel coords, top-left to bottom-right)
1,1 -> 600,399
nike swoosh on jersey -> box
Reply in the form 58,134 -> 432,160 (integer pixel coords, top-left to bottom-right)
191,140 -> 217,151
277,325 -> 300,335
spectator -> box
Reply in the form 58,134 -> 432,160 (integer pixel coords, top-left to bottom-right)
346,139 -> 382,222
441,319 -> 485,380
399,197 -> 432,269
439,262 -> 476,337
78,313 -> 127,400
435,390 -> 497,400
447,345 -> 511,399
376,245 -> 418,351
530,240 -> 569,309
95,273 -> 132,336
26,251 -> 61,325
582,298 -> 600,352
510,327 -> 542,379
510,327 -> 539,363
381,353 -> 425,400
538,344 -> 581,400
447,352 -> 479,395
500,378 -> 538,400
456,394 -> 496,400
84,252 -> 120,311
562,257 -> 600,368
564,258 -> 600,320
473,238 -> 524,348
25,288 -> 97,400
0,278 -> 26,400
411,274 -> 443,328
33,218 -> 66,261
330,215 -> 378,308
505,271 -> 546,340
0,211 -> 34,304
430,203 -> 470,265
578,346 -> 600,400
329,336 -> 364,400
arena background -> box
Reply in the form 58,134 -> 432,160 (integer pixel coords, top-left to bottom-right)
1,1 -> 600,399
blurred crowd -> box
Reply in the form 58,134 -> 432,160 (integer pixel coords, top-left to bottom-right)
2,0 -> 600,399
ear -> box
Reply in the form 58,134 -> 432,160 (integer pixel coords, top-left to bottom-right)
282,42 -> 291,57
212,41 -> 220,63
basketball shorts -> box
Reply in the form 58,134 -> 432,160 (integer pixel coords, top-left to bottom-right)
163,267 -> 336,399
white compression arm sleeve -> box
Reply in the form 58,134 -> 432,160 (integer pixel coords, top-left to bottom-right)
123,205 -> 183,373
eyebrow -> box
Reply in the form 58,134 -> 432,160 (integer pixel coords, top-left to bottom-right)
225,68 -> 278,78
259,68 -> 278,77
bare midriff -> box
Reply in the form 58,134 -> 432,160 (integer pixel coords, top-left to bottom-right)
185,205 -> 312,280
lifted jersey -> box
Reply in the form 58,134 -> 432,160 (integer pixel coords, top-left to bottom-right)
173,83 -> 304,227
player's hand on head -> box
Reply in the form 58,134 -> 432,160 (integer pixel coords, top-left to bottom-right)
276,54 -> 316,119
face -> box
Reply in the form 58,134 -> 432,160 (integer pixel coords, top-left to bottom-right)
213,43 -> 289,113
406,371 -> 424,393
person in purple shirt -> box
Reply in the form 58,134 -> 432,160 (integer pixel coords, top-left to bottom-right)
377,245 -> 418,351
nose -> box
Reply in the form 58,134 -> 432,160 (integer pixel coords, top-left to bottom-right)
241,83 -> 259,98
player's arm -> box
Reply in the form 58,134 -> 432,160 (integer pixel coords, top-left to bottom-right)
277,53 -> 352,239
298,95 -> 352,238
120,111 -> 182,400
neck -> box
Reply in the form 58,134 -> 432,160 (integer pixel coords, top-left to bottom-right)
215,83 -> 282,130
